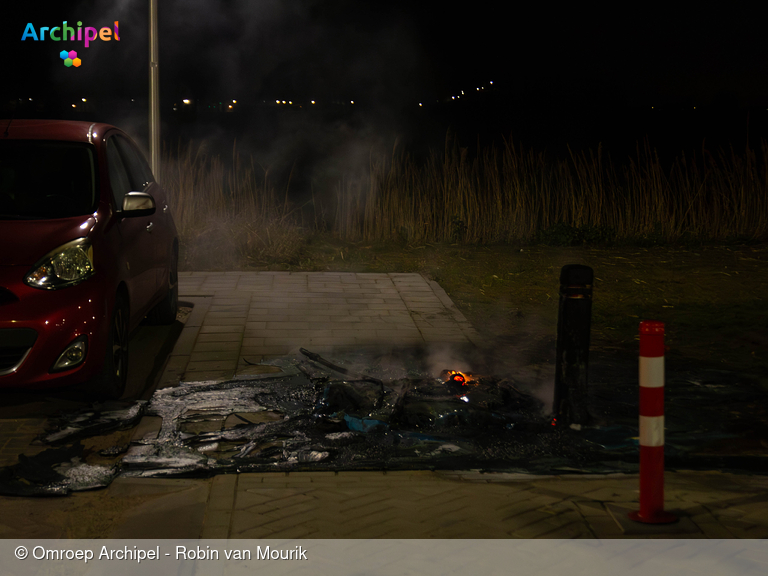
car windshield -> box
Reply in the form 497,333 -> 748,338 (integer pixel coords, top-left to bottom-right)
0,141 -> 97,220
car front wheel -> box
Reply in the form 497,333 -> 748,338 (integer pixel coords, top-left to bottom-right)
88,292 -> 129,400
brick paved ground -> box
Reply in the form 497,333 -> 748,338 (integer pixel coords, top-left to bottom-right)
190,470 -> 768,539
171,272 -> 481,383
1,271 -> 766,539
0,419 -> 47,467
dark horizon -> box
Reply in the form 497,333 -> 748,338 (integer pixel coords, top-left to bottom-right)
4,2 -> 768,169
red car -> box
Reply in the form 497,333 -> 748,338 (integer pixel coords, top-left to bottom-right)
0,119 -> 178,399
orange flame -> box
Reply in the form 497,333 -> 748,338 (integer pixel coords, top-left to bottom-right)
440,370 -> 479,386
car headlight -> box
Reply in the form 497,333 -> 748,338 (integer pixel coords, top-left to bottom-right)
25,238 -> 95,290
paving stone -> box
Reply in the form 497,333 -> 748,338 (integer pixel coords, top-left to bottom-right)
287,338 -> 338,349
201,317 -> 247,327
573,500 -> 608,516
695,521 -> 737,538
263,337 -> 313,347
230,510 -> 280,534
173,325 -> 201,351
247,303 -> 291,312
185,360 -> 238,372
210,297 -> 251,304
306,286 -> 349,293
265,321 -> 311,330
196,332 -> 244,343
253,346 -> 293,355
199,324 -> 246,334
187,350 -> 240,362
377,315 -> 415,323
209,304 -> 250,312
193,341 -> 242,352
253,330 -> 329,339
511,514 -> 584,538
207,473 -> 237,511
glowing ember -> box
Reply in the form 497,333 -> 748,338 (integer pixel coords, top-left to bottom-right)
440,370 -> 480,386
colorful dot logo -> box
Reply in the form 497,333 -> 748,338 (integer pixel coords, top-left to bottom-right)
60,49 -> 81,67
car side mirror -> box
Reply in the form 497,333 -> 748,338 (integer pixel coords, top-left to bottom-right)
122,191 -> 156,217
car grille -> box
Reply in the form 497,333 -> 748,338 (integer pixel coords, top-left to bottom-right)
0,328 -> 37,375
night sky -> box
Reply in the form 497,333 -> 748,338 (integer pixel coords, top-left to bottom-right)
3,2 -> 768,159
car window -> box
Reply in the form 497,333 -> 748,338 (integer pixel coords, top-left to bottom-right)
113,135 -> 154,191
106,137 -> 132,210
0,141 -> 96,219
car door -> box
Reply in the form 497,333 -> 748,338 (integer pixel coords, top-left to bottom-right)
112,134 -> 170,295
105,134 -> 157,322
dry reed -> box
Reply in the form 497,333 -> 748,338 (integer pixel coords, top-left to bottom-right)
160,136 -> 768,263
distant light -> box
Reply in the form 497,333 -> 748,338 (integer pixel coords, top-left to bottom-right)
311,100 -> 316,104
131,99 -> 134,102
419,103 -> 422,107
452,96 -> 455,100
461,90 -> 464,95
232,100 -> 236,103
228,105 -> 233,108
71,104 -> 76,108
282,100 -> 286,104
29,98 -> 33,101
490,81 -> 493,84
289,101 -> 292,104
82,98 -> 86,102
460,395 -> 469,403
276,100 -> 280,104
183,99 -> 190,104
350,100 -> 354,104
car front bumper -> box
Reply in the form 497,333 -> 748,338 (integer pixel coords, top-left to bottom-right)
0,266 -> 110,389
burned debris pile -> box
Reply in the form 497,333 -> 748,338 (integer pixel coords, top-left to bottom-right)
0,349 -> 560,495
2,348 -> 765,497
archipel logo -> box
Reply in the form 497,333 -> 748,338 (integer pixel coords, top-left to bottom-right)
21,21 -> 120,68
60,50 -> 81,68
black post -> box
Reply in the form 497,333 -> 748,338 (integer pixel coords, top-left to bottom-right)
553,264 -> 593,426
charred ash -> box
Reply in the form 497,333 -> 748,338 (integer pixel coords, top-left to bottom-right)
2,348 -> 764,497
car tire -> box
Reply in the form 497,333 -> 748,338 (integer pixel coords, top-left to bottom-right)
146,249 -> 178,325
88,292 -> 129,400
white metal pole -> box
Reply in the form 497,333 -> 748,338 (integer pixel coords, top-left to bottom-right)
149,0 -> 160,176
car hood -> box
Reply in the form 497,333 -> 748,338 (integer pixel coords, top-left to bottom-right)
0,216 -> 97,266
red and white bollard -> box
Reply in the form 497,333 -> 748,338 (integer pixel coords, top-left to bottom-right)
628,321 -> 678,524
